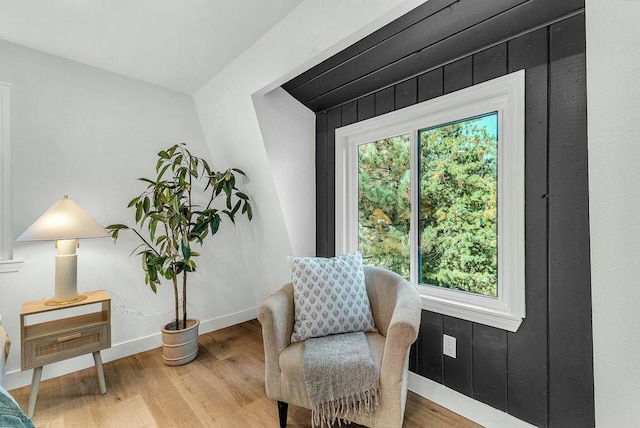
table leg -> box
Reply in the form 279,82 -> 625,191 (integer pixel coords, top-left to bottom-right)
92,351 -> 106,394
27,366 -> 43,418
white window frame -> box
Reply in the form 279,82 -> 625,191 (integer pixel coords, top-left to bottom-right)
335,70 -> 525,331
0,82 -> 22,273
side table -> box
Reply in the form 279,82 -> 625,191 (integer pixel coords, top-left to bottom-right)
20,290 -> 111,418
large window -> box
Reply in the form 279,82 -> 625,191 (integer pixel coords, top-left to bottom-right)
336,71 -> 525,331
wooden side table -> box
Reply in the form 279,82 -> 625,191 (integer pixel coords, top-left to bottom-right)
20,290 -> 111,418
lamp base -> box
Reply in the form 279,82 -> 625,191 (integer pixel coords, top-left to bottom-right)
44,294 -> 88,306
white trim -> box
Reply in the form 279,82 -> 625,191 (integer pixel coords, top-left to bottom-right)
6,306 -> 257,390
336,71 -> 525,332
408,372 -> 536,428
0,83 -> 11,259
0,259 -> 23,273
0,82 -> 20,272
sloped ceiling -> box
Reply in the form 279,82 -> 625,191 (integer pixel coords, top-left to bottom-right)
0,0 -> 303,94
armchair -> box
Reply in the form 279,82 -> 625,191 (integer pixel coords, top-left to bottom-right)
257,265 -> 422,428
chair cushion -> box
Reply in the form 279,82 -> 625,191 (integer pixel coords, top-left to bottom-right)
288,252 -> 377,342
279,332 -> 385,409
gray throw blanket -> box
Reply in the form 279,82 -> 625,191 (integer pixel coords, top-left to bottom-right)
303,331 -> 379,427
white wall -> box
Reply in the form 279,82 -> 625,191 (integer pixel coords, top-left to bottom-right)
252,87 -> 316,257
586,1 -> 640,426
193,0 -> 429,306
0,38 -> 230,389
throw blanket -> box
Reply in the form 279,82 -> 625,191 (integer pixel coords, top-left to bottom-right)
0,386 -> 34,428
303,332 -> 379,427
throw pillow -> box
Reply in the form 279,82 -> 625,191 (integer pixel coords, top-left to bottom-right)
289,252 -> 377,343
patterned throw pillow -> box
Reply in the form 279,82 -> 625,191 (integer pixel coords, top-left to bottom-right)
289,252 -> 377,343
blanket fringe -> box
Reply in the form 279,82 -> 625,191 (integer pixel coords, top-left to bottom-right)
311,387 -> 379,428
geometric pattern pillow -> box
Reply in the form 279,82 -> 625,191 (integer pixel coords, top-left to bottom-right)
288,252 -> 377,343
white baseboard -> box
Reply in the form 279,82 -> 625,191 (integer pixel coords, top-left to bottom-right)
408,372 -> 536,428
5,307 -> 257,391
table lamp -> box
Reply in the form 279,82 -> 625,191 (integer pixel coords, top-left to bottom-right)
16,195 -> 110,305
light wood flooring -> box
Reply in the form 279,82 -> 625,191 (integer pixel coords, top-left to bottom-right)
10,320 -> 480,428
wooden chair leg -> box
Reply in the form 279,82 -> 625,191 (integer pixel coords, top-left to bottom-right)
277,401 -> 288,427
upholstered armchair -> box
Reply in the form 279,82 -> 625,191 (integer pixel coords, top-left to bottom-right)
257,265 -> 422,428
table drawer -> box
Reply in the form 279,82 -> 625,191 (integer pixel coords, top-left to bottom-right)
23,323 -> 109,369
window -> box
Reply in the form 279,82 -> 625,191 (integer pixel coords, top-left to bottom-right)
336,70 -> 524,331
0,82 -> 22,272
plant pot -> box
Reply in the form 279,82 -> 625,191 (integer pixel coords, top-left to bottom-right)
161,318 -> 199,366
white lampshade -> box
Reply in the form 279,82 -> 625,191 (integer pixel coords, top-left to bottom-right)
17,195 -> 109,241
16,195 -> 109,305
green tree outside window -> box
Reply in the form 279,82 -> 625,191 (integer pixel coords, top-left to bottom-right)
357,113 -> 498,297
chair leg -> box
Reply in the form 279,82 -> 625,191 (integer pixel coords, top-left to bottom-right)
277,401 -> 288,427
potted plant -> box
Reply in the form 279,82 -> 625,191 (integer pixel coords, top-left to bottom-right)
107,143 -> 252,365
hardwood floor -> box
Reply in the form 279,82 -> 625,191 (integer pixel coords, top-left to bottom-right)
10,320 -> 480,427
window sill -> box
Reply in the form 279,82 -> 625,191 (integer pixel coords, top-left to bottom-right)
418,286 -> 524,332
0,259 -> 24,273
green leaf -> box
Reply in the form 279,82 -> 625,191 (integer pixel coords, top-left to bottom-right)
210,215 -> 220,234
191,221 -> 208,237
232,168 -> 246,176
149,218 -> 158,241
182,240 -> 191,259
137,177 -> 155,185
127,197 -> 140,208
236,192 -> 248,200
159,150 -> 170,159
157,163 -> 171,179
202,159 -> 211,175
143,196 -> 150,214
223,209 -> 235,224
106,224 -> 129,231
135,203 -> 143,222
231,199 -> 241,216
246,203 -> 253,221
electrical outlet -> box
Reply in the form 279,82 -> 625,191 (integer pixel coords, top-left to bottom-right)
443,334 -> 456,358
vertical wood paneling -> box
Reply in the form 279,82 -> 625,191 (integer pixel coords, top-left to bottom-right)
374,87 -> 395,116
473,43 -> 507,84
409,343 -> 418,373
341,101 -> 357,126
395,77 -> 418,110
470,44 -> 508,413
472,325 -> 507,411
326,107 -> 341,257
418,68 -> 444,103
506,28 -> 550,427
315,112 -> 328,257
417,311 -> 444,383
548,15 -> 593,428
443,316 -> 472,396
357,95 -> 375,121
443,56 -> 473,94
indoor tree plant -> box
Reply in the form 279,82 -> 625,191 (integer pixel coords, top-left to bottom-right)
107,143 -> 252,365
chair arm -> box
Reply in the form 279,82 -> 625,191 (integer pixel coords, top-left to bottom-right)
257,284 -> 294,399
380,282 -> 421,380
